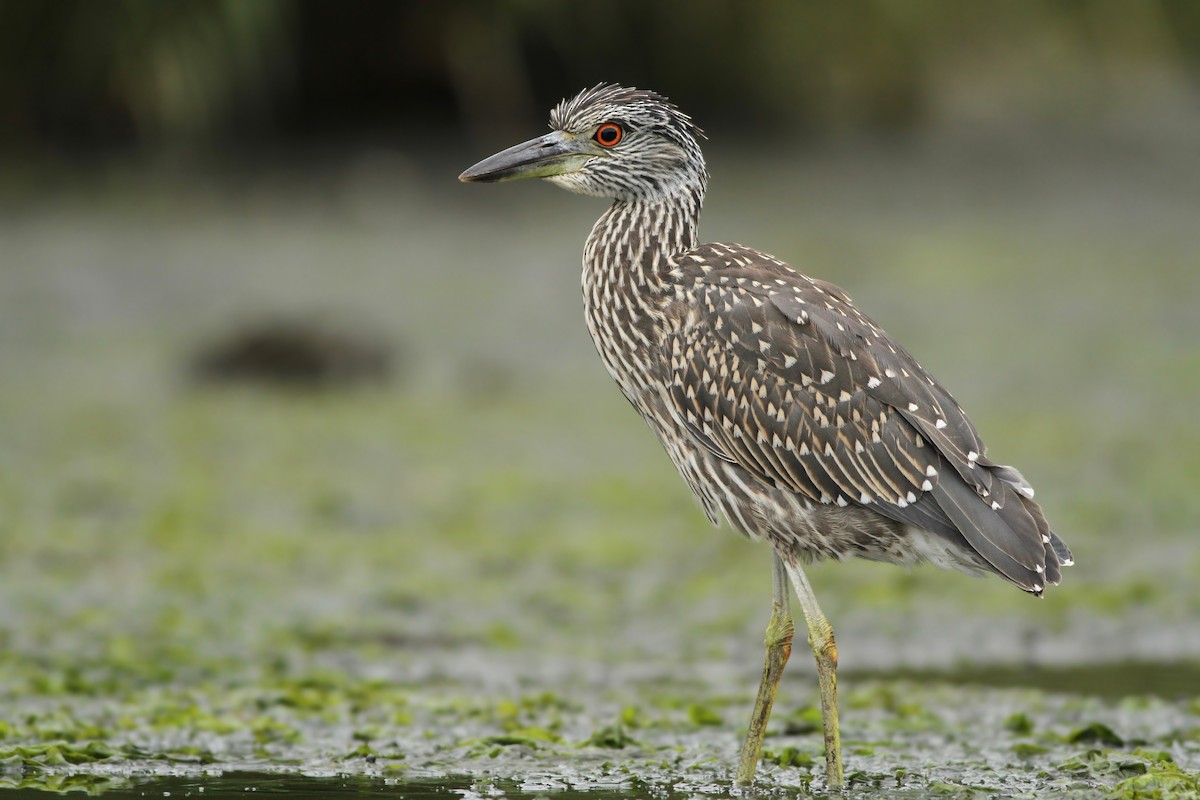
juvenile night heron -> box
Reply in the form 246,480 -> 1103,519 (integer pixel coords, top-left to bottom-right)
460,84 -> 1072,789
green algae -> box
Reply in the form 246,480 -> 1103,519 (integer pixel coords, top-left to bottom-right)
584,723 -> 637,749
1112,762 -> 1200,800
0,771 -> 125,795
687,704 -> 724,727
762,744 -> 815,768
1003,711 -> 1035,735
1070,722 -> 1127,748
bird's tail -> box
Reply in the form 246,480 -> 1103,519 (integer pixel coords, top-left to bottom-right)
930,461 -> 1071,595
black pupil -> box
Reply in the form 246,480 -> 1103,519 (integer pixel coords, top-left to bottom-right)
599,126 -> 618,143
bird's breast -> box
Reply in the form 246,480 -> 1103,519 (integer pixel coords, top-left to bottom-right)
581,262 -> 671,402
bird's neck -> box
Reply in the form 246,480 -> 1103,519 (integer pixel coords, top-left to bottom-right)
583,187 -> 704,293
580,187 -> 703,398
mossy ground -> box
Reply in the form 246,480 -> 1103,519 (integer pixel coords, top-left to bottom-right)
1,143 -> 1198,796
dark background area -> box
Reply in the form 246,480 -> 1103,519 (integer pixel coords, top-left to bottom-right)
2,0 -> 1199,155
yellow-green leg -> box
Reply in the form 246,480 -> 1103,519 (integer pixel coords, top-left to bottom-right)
734,552 -> 794,787
782,555 -> 844,789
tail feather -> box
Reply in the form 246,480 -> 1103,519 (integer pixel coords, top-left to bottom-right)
1049,531 -> 1074,567
929,467 -> 1048,593
1016,491 -> 1064,584
991,485 -> 1060,585
993,462 -> 1072,584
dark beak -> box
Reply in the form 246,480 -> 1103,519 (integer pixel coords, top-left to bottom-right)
459,130 -> 595,183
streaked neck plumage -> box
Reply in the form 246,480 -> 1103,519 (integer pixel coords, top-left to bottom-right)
581,180 -> 705,396
584,187 -> 703,285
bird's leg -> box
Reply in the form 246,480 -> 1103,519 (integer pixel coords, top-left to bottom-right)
782,556 -> 844,789
734,551 -> 794,787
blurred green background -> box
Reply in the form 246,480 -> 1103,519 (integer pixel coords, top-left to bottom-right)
1,0 -> 1200,791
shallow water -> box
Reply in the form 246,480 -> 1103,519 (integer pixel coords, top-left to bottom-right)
858,661 -> 1200,701
4,668 -> 1198,797
0,771 -> 1050,798
0,773 -> 739,798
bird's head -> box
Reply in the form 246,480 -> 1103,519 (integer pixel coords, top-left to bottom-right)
459,83 -> 707,202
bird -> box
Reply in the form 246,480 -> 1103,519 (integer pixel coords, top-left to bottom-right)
459,83 -> 1072,789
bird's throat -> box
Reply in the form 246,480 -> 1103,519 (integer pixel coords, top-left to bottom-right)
580,190 -> 702,400
583,190 -> 703,293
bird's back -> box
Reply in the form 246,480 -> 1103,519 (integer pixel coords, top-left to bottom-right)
595,238 -> 1072,594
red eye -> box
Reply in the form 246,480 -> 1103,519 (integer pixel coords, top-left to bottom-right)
594,123 -> 623,147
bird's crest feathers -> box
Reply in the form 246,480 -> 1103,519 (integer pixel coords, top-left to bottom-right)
550,83 -> 706,142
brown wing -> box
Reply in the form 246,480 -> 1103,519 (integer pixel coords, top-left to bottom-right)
662,242 -> 1069,592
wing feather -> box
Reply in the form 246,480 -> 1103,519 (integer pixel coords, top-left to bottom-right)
662,243 -> 1067,589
